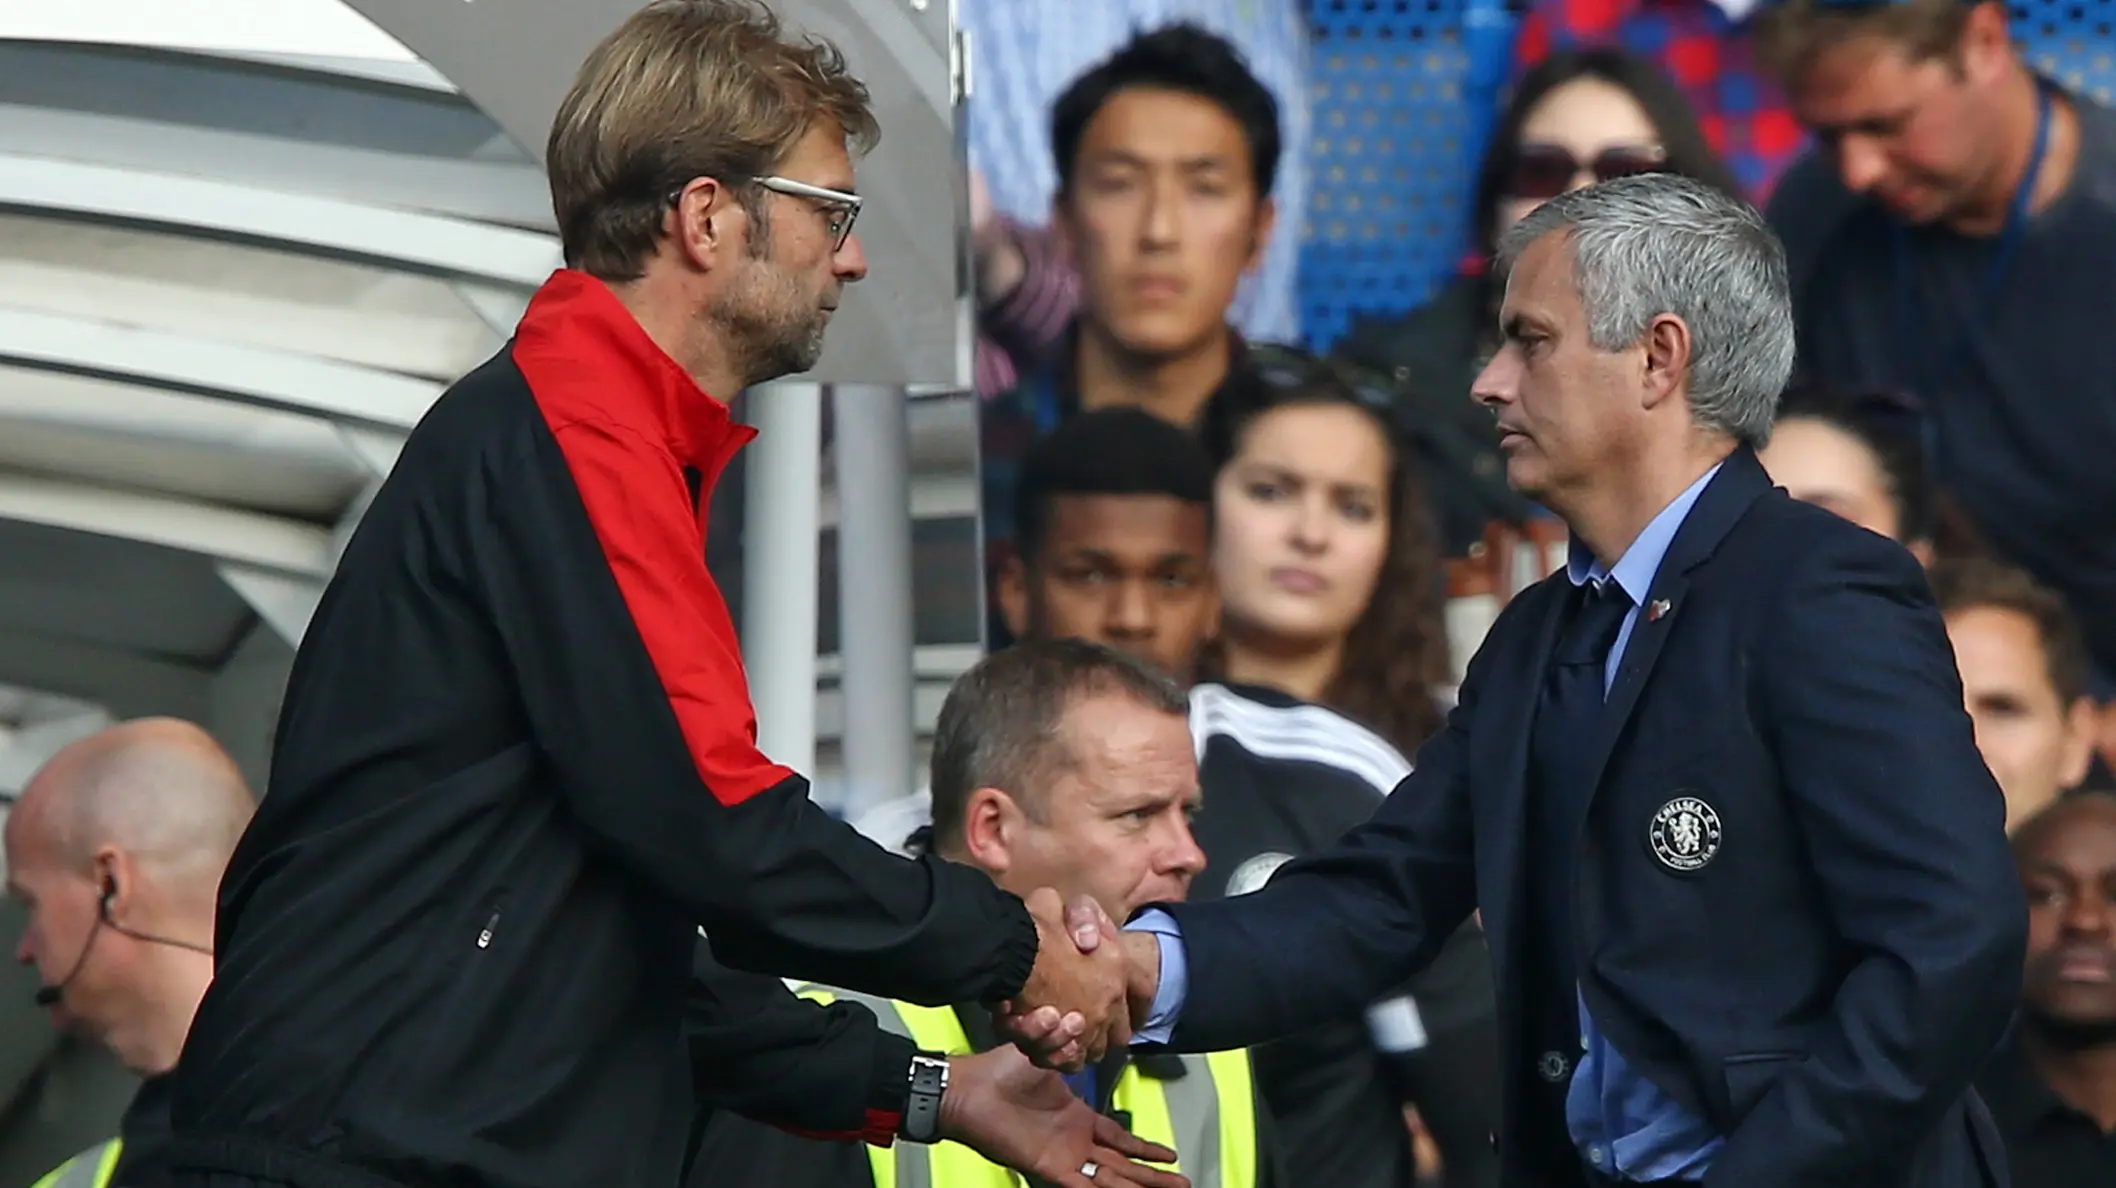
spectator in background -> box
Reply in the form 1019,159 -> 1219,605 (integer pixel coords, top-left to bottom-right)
980,25 -> 1279,584
1512,0 -> 1808,198
855,408 -> 1220,855
8,719 -> 257,1188
1977,792 -> 2116,1184
1335,49 -> 1741,561
961,0 -> 1308,346
1930,559 -> 2101,830
1759,382 -> 1935,564
994,407 -> 1220,682
699,641 -> 1280,1188
1758,0 -> 2116,710
1192,360 -> 1501,1188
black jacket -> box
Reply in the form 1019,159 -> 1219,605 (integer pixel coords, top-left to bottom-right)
165,271 -> 1040,1188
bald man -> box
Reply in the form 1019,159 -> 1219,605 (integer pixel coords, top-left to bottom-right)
7,718 -> 256,1188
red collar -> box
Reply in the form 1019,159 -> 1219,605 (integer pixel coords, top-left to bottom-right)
513,269 -> 754,474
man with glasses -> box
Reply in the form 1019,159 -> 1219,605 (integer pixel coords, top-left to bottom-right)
154,6 -> 1166,1188
1758,0 -> 2116,751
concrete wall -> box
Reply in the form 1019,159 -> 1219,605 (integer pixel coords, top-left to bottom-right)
208,622 -> 294,797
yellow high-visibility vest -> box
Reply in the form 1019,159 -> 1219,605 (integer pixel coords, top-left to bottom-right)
798,985 -> 1259,1188
31,1139 -> 122,1188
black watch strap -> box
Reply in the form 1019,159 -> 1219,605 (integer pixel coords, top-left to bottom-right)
901,1051 -> 950,1143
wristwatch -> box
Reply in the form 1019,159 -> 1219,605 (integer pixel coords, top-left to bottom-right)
900,1051 -> 951,1143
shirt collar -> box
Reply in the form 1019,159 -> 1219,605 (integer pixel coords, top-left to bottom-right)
514,269 -> 753,473
1565,462 -> 1724,605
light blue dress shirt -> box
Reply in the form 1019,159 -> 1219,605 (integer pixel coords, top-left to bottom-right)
1129,464 -> 1728,1182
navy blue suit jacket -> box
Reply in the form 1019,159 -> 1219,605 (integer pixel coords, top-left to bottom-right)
1156,448 -> 2026,1188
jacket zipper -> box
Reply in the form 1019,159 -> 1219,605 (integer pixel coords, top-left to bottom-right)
477,907 -> 502,950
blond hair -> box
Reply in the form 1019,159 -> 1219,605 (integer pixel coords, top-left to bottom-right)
1753,0 -> 1980,83
547,0 -> 879,280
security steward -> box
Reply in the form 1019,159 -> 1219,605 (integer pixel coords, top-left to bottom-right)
692,640 -> 1279,1188
6,720 -> 257,1188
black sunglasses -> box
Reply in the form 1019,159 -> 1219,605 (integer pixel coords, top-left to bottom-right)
1505,143 -> 1667,201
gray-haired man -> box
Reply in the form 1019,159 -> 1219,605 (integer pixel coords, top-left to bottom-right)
1007,174 -> 2026,1188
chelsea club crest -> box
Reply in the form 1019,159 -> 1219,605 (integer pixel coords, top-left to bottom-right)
1649,795 -> 1723,872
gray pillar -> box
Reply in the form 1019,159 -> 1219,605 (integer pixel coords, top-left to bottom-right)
832,385 -> 915,817
742,381 -> 822,781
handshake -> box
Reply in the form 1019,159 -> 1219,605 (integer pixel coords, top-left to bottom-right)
990,888 -> 1164,1072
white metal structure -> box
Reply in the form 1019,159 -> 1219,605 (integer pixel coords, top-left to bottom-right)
0,21 -> 552,1155
0,3 -> 977,1169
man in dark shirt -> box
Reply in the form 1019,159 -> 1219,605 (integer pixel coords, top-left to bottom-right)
6,719 -> 255,1188
1756,0 -> 2116,696
1978,791 -> 2116,1184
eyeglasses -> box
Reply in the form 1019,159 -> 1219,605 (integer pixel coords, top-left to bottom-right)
1505,144 -> 1667,201
668,175 -> 863,251
755,175 -> 862,251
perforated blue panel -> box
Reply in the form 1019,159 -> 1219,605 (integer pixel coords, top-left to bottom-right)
1298,0 -> 2116,351
1302,1 -> 1490,351
2017,1 -> 2116,104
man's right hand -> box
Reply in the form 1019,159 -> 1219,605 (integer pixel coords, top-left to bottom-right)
994,889 -> 1133,1071
996,892 -> 1162,1070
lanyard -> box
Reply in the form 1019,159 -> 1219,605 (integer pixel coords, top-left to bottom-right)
1891,85 -> 2053,402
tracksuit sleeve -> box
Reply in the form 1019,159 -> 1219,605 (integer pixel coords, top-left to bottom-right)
471,417 -> 1039,1005
686,942 -> 916,1144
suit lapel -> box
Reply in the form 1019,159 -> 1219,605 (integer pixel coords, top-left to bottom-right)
1576,448 -> 1775,800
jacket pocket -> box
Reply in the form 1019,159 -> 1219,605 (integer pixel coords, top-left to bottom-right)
1721,1051 -> 1802,1122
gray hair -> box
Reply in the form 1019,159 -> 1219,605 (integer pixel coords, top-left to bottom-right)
1494,174 -> 1795,448
929,638 -> 1189,851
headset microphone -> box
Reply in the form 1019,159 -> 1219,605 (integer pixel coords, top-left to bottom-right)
34,883 -> 113,1008
31,879 -> 211,1009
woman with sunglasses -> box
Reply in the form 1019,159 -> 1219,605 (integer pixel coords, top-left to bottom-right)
1182,359 -> 1500,1188
1335,49 -> 1743,517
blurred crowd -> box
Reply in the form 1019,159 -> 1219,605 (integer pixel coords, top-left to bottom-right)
858,0 -> 2116,1183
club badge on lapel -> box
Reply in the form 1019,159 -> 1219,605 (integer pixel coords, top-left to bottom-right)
1649,794 -> 1722,872
1647,598 -> 1673,623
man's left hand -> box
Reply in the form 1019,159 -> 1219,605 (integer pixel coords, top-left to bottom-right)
936,1046 -> 1190,1188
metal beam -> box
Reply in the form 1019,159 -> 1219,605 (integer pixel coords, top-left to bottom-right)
0,472 -> 334,579
0,155 -> 559,288
452,282 -> 531,339
217,563 -> 324,649
335,426 -> 406,480
0,307 -> 443,433
0,103 -> 554,231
